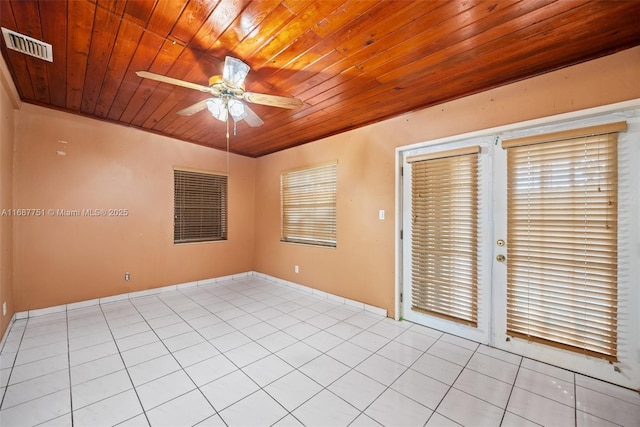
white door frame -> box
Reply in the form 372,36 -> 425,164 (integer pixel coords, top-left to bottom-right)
394,99 -> 640,389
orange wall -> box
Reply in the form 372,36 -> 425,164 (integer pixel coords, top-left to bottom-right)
12,106 -> 255,311
0,59 -> 16,337
254,132 -> 395,312
254,47 -> 640,317
3,46 -> 639,322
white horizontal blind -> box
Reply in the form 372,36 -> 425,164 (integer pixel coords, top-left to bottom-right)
174,169 -> 227,244
408,147 -> 479,326
281,162 -> 337,247
504,124 -> 623,360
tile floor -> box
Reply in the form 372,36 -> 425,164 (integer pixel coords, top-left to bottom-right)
0,276 -> 638,427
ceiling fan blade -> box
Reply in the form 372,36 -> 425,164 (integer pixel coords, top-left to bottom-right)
136,71 -> 215,94
242,92 -> 304,109
222,56 -> 250,87
242,104 -> 264,127
176,99 -> 212,116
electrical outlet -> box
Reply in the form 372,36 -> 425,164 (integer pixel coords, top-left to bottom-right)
294,265 -> 299,273
125,272 -> 130,281
2,302 -> 6,316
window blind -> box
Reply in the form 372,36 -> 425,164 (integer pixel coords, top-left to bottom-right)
281,162 -> 337,247
174,169 -> 228,244
408,146 -> 480,326
503,122 -> 626,361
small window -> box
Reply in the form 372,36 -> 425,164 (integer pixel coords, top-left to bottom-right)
281,162 -> 337,247
174,169 -> 227,244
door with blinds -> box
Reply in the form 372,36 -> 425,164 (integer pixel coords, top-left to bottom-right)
493,121 -> 631,385
401,113 -> 640,389
401,140 -> 493,344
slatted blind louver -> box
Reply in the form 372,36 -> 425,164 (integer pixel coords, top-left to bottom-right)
409,147 -> 479,326
504,125 -> 622,361
281,163 -> 337,247
174,170 -> 227,244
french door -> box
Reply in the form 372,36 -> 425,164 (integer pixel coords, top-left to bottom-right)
400,109 -> 640,389
401,137 -> 494,344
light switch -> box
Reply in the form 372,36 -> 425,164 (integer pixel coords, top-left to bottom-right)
379,209 -> 385,220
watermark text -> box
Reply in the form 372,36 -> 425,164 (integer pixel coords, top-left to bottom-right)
1,208 -> 129,217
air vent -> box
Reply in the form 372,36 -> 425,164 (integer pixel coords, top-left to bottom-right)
1,27 -> 53,62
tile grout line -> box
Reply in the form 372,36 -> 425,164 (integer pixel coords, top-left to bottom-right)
174,280 -> 297,422
123,295 -> 220,425
179,280 -> 384,425
574,371 -> 578,427
398,327 -> 460,426
147,281 -> 291,425
280,317 -> 431,424
2,277 -> 637,427
276,317 -> 387,424
0,318 -> 28,413
278,317 -> 385,425
179,279 -> 332,425
0,317 -> 70,415
11,308 -> 410,427
0,288 -> 510,426
422,333 -> 482,426
65,310 -> 74,427
291,309 -> 392,415
204,280 -> 355,424
499,350 -> 525,426
176,287 -> 300,425
512,362 -> 579,415
181,283 -> 492,426
349,323 -> 440,425
388,326 -> 459,427
98,302 -> 152,427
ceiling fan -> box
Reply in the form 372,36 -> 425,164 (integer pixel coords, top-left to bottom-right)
136,56 -> 303,128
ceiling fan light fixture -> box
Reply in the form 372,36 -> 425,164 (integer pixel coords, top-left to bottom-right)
228,99 -> 247,122
222,57 -> 250,87
206,98 -> 228,122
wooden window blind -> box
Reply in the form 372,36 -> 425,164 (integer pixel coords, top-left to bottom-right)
503,121 -> 626,361
174,169 -> 228,244
408,146 -> 480,326
281,162 -> 337,247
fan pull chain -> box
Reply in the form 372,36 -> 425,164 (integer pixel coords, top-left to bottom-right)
226,116 -> 230,174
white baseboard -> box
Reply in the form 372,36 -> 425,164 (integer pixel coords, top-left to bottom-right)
13,271 -> 387,321
0,313 -> 17,352
252,272 -> 387,317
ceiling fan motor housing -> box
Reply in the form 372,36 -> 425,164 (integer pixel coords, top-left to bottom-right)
209,75 -> 245,93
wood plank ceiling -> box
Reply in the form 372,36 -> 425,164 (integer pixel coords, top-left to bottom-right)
1,0 -> 639,157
